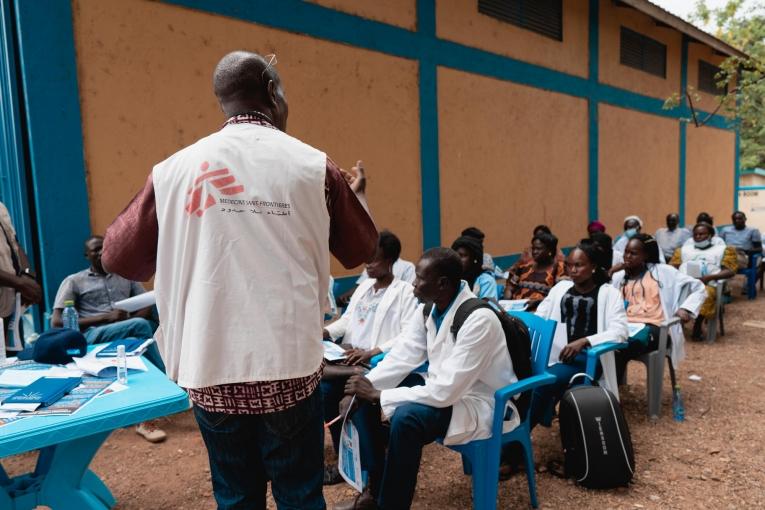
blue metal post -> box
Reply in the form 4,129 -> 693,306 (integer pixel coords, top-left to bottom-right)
678,36 -> 689,225
587,0 -> 599,222
13,0 -> 92,310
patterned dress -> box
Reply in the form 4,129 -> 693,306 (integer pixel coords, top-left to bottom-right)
506,258 -> 565,305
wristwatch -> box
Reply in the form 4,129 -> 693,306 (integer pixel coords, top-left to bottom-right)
20,268 -> 36,279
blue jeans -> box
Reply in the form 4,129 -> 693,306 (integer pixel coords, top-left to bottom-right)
353,374 -> 452,510
193,388 -> 325,510
529,352 -> 601,428
83,317 -> 166,373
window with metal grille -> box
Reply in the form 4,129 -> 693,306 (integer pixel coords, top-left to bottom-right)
478,0 -> 563,41
698,59 -> 727,94
619,27 -> 666,78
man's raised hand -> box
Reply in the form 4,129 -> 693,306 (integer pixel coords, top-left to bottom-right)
341,160 -> 367,195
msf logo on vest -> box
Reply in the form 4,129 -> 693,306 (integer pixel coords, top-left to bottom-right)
185,161 -> 245,217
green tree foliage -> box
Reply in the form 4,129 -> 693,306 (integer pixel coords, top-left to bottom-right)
690,1 -> 765,170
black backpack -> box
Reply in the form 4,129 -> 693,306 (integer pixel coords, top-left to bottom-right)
423,298 -> 533,417
558,376 -> 635,489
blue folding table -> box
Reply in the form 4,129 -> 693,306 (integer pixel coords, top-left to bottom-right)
0,359 -> 189,510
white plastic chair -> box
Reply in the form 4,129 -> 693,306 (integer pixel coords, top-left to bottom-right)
706,279 -> 730,343
618,317 -> 680,419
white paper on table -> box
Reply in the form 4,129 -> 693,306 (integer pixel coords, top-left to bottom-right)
323,341 -> 347,362
338,396 -> 366,492
498,299 -> 529,312
114,291 -> 156,313
0,367 -> 82,388
627,322 -> 647,338
0,402 -> 40,412
98,381 -> 129,397
72,353 -> 147,377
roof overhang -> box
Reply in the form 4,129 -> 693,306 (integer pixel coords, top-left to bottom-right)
615,0 -> 749,60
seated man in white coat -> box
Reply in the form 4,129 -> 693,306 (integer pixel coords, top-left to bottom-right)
321,230 -> 418,483
336,247 -> 517,510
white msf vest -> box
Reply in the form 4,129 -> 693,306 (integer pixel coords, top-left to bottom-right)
152,123 -> 330,388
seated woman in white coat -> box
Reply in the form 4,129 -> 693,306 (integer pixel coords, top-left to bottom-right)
669,222 -> 737,340
531,241 -> 629,428
335,247 -> 517,510
321,231 -> 418,483
610,234 -> 706,383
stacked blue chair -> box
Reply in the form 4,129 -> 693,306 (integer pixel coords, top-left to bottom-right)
739,252 -> 761,300
446,311 -> 556,509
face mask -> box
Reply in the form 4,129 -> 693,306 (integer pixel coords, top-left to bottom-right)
694,239 -> 712,249
625,228 -> 638,239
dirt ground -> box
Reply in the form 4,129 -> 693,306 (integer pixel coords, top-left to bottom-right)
5,278 -> 765,509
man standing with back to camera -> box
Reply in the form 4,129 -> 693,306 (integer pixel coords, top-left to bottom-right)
102,51 -> 377,509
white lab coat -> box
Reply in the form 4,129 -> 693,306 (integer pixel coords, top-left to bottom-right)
325,278 -> 418,352
535,280 -> 629,398
610,264 -> 706,367
366,283 -> 519,445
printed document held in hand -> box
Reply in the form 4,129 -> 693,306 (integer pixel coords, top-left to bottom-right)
323,341 -> 347,362
114,291 -> 156,313
338,396 -> 366,492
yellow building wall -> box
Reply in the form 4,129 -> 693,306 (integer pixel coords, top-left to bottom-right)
436,0 -> 589,78
599,104 -> 679,234
741,174 -> 765,187
306,0 -> 417,31
739,190 -> 765,234
437,67 -> 589,257
686,126 -> 735,224
599,0 -> 681,100
72,0 -> 422,277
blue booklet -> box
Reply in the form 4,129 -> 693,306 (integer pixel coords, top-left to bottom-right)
2,377 -> 82,407
95,338 -> 151,358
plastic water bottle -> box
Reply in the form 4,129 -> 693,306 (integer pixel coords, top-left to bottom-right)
62,300 -> 79,331
672,385 -> 685,422
117,345 -> 128,385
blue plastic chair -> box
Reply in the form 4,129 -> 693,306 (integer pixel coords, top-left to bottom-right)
738,252 -> 761,300
584,340 -> 628,383
446,311 -> 556,509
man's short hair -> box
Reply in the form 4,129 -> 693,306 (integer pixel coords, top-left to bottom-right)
460,227 -> 485,242
84,235 -> 103,248
421,247 -> 462,286
213,51 -> 276,103
378,230 -> 402,262
697,212 -> 714,225
732,210 -> 745,219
